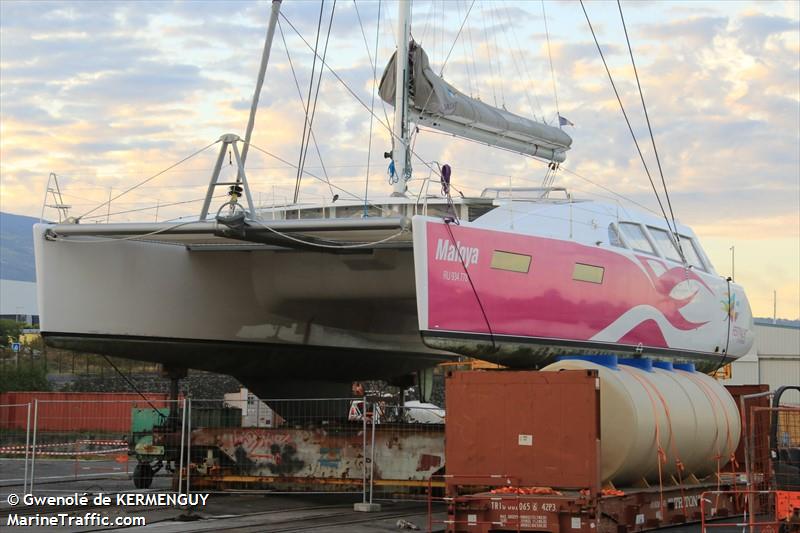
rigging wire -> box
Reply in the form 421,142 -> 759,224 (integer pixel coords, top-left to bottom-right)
715,278 -> 734,374
454,0 -> 474,97
541,0 -> 560,123
81,195 -> 227,221
415,126 -> 660,216
579,0 -> 677,239
76,140 -> 219,221
488,2 -> 506,108
293,0 -> 326,201
278,13 -> 451,186
617,0 -> 682,254
249,217 -> 407,249
480,2 -> 498,107
443,220 -> 497,353
50,216 -> 407,251
439,0 -> 476,77
498,4 -> 542,121
462,0 -> 480,100
47,220 -> 207,244
278,19 -> 336,199
352,0 -> 393,131
102,355 -> 169,420
245,140 -> 389,214
294,0 -> 337,203
352,0 -> 383,216
415,0 -> 476,120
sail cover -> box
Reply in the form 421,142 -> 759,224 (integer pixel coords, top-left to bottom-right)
379,42 -> 572,162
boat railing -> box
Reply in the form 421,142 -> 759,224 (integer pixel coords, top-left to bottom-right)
413,177 -> 436,217
481,186 -> 572,201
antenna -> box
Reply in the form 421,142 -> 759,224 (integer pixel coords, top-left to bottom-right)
773,289 -> 777,324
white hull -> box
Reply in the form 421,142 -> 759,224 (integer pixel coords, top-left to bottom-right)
35,195 -> 755,392
33,223 -> 443,396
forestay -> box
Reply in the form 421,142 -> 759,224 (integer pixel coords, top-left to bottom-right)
379,42 -> 572,162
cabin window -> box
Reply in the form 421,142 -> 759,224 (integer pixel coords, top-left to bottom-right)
608,224 -> 625,248
468,205 -> 494,221
336,205 -> 381,218
490,251 -> 531,273
300,208 -> 323,219
573,263 -> 604,284
678,235 -> 707,271
619,223 -> 656,255
648,227 -> 682,262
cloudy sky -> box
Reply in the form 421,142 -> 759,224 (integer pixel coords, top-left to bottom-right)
1,0 -> 798,319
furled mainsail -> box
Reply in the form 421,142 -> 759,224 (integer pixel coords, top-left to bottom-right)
379,42 -> 572,162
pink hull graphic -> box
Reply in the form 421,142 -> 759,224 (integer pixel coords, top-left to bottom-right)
413,218 -> 753,371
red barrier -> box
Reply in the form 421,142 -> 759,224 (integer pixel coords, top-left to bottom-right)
0,392 -> 171,432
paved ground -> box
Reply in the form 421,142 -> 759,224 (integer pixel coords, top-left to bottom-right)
0,457 -> 171,496
4,494 -> 441,532
1,458 -> 442,532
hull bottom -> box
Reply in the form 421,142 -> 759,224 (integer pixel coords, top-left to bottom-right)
421,330 -> 729,373
42,332 -> 453,398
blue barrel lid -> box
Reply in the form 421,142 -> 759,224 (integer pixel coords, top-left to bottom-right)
619,358 -> 653,372
557,354 -> 618,369
652,361 -> 674,371
674,362 -> 696,372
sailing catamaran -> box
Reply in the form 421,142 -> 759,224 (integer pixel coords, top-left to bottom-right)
33,0 -> 753,399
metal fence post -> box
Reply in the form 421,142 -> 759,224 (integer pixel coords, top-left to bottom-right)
29,399 -> 38,494
23,402 -> 31,494
177,399 -> 186,495
362,399 -> 367,504
186,399 -> 191,498
369,402 -> 376,505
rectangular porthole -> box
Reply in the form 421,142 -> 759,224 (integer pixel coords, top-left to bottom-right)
490,250 -> 531,273
573,263 -> 604,284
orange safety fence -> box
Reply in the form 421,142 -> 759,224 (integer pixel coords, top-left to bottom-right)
749,406 -> 800,493
700,490 -> 792,533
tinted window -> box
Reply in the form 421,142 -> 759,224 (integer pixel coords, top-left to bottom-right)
573,263 -> 604,284
491,251 -> 531,273
648,227 -> 682,262
608,224 -> 624,248
619,223 -> 655,254
679,235 -> 706,271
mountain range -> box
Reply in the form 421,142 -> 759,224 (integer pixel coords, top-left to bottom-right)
1,212 -> 38,282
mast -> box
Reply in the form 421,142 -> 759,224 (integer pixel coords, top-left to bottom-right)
239,0 -> 282,173
392,0 -> 412,196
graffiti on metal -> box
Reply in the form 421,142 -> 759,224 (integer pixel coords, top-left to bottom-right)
189,425 -> 443,480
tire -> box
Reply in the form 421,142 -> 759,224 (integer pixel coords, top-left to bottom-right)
133,462 -> 154,489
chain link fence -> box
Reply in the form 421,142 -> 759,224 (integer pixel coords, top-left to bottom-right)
0,402 -> 33,499
1,396 -> 447,509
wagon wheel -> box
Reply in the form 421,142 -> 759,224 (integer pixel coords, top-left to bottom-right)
133,462 -> 154,489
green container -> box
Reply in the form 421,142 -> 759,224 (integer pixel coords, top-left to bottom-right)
131,407 -> 170,433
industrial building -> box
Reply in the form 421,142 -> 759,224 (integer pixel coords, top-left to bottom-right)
0,279 -> 38,326
720,318 -> 800,404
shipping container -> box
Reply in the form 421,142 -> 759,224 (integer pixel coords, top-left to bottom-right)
0,392 -> 172,433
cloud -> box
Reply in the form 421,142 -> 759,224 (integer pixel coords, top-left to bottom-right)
639,16 -> 729,48
734,13 -> 799,53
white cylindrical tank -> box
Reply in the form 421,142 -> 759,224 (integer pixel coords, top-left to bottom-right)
541,357 -> 740,487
